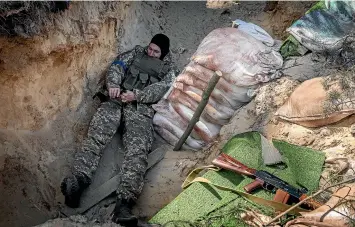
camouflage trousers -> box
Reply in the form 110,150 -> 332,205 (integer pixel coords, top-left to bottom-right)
72,100 -> 153,201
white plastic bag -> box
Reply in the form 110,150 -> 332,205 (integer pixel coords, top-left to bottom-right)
232,19 -> 275,47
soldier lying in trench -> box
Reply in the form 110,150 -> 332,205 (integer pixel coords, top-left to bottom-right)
61,34 -> 178,226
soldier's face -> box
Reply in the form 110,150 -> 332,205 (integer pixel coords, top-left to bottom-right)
148,43 -> 162,59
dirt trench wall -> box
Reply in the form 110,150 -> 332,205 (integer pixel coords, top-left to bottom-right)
0,2 -> 164,227
0,1 -> 163,131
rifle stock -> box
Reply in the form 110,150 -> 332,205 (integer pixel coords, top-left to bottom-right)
211,158 -> 255,177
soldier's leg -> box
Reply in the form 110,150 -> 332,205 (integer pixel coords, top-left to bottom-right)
61,100 -> 122,208
72,101 -> 122,179
111,108 -> 153,224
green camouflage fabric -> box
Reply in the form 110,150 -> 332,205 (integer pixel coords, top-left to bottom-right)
101,45 -> 178,117
70,46 -> 178,201
73,101 -> 122,178
117,105 -> 153,201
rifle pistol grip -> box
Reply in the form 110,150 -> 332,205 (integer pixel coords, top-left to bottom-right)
244,179 -> 264,193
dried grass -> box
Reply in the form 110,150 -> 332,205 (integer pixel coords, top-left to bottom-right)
323,67 -> 355,115
0,1 -> 61,37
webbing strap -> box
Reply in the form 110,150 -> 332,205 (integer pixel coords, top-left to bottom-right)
182,165 -> 308,215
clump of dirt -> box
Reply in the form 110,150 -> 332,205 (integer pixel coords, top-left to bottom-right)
253,1 -> 315,40
254,77 -> 300,120
205,0 -> 236,9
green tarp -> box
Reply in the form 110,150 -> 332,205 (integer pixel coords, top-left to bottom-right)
149,131 -> 325,226
280,1 -> 327,58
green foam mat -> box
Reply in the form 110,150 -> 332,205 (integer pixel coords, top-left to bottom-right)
149,131 -> 325,225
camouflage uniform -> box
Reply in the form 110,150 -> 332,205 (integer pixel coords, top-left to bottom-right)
72,45 -> 178,202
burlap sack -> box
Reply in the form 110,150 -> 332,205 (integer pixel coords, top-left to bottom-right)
275,77 -> 355,127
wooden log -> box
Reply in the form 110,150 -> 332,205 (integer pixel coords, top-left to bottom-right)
173,70 -> 222,151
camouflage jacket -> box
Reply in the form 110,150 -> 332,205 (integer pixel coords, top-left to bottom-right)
105,45 -> 178,118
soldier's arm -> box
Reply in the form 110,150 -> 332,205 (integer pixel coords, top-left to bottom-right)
106,45 -> 143,88
133,66 -> 179,104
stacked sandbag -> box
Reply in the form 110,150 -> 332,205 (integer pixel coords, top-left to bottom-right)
153,27 -> 283,150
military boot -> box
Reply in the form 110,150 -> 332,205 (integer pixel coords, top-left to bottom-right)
60,171 -> 91,208
111,198 -> 138,226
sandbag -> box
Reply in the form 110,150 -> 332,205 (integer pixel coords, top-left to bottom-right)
176,72 -> 207,91
275,77 -> 355,127
184,62 -> 257,101
171,102 -> 221,142
152,100 -> 202,140
153,113 -> 205,149
200,95 -> 235,118
184,62 -> 215,83
168,89 -> 234,125
152,98 -> 222,143
191,27 -> 283,81
173,81 -> 244,109
153,26 -> 283,150
216,78 -> 256,103
154,126 -> 197,151
168,89 -> 233,122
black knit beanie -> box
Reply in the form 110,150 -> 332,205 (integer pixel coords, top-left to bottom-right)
150,34 -> 170,60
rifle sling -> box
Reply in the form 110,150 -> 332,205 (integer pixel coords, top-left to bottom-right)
182,165 -> 308,216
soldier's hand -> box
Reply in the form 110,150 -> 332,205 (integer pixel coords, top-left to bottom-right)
109,88 -> 121,98
121,91 -> 136,102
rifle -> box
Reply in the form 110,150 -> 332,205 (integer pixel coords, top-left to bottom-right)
212,153 -> 322,209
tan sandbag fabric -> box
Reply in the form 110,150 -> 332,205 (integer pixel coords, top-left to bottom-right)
275,77 -> 355,127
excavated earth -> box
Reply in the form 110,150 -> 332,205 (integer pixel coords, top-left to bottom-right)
3,1 -> 354,227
